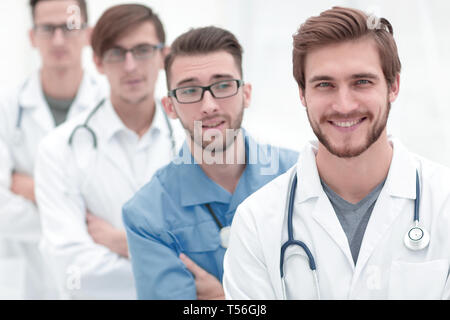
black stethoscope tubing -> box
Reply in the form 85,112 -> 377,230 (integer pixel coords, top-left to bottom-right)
280,168 -> 424,281
67,99 -> 176,156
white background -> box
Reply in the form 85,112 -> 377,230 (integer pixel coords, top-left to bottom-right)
1,0 -> 449,166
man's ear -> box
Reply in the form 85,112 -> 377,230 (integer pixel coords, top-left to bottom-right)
157,46 -> 170,70
388,74 -> 400,103
84,26 -> 93,47
299,87 -> 307,107
29,29 -> 37,48
93,53 -> 104,75
242,82 -> 252,109
161,96 -> 178,119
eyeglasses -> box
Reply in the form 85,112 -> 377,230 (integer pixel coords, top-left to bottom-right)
33,23 -> 87,38
103,43 -> 164,63
168,79 -> 244,104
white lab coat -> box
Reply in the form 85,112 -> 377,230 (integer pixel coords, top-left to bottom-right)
224,138 -> 450,300
34,99 -> 182,299
0,70 -> 105,299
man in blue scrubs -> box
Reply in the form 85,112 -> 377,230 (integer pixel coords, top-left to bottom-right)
122,26 -> 298,299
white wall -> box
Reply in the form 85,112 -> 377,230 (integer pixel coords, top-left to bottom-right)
1,0 -> 449,166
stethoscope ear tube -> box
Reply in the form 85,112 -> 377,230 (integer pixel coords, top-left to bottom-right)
280,169 -> 317,282
67,99 -> 105,149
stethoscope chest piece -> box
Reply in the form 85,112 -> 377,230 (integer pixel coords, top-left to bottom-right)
220,226 -> 231,248
404,225 -> 430,251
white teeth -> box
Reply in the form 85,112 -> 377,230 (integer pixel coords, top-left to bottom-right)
333,119 -> 362,127
203,121 -> 223,128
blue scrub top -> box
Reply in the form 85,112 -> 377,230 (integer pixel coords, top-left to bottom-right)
123,131 -> 298,299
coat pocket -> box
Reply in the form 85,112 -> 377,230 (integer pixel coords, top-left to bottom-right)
388,259 -> 449,299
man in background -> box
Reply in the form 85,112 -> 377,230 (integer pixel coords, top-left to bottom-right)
0,0 -> 104,299
35,4 -> 181,299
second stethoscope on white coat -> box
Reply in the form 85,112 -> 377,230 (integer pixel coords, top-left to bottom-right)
67,99 -> 177,157
13,80 -> 31,145
280,167 -> 430,300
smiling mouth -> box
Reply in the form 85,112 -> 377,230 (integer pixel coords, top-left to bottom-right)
202,120 -> 225,129
329,117 -> 366,128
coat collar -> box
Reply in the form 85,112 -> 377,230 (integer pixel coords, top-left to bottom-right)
18,69 -> 101,111
295,137 -> 418,205
96,99 -> 165,143
178,130 -> 269,208
18,70 -> 45,109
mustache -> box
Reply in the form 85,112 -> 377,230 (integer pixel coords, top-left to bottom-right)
198,115 -> 228,122
320,110 -> 372,122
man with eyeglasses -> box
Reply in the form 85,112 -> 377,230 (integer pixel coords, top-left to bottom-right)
122,26 -> 299,299
34,4 -> 181,299
0,0 -> 104,299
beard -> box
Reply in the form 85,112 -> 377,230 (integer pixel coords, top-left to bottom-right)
177,105 -> 245,153
306,99 -> 390,158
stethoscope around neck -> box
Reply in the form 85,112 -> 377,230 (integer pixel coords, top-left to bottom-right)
67,99 -> 177,157
279,167 -> 429,300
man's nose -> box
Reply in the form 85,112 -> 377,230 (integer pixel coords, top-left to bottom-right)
331,87 -> 359,114
51,28 -> 65,45
199,90 -> 219,115
123,52 -> 137,71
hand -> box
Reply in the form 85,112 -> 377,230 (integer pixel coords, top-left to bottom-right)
10,172 -> 36,203
86,212 -> 129,258
180,253 -> 225,300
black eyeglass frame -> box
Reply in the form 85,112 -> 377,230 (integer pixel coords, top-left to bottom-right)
102,43 -> 164,63
168,79 -> 245,104
33,23 -> 88,36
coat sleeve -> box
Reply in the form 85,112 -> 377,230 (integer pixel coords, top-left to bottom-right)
34,134 -> 135,299
223,200 -> 277,299
122,182 -> 197,300
0,99 -> 41,242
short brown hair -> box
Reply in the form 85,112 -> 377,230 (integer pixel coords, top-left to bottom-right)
164,26 -> 243,89
30,0 -> 88,23
91,4 -> 165,58
293,6 -> 401,91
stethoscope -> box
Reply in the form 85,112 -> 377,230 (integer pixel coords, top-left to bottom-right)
13,79 -> 30,145
205,204 -> 231,248
280,167 -> 430,300
68,99 -> 177,157
14,104 -> 25,145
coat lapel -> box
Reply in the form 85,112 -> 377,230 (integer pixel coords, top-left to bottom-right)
351,138 -> 417,287
19,71 -> 54,133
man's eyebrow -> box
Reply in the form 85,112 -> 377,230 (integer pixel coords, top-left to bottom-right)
211,74 -> 234,80
308,75 -> 335,83
175,78 -> 197,87
308,73 -> 380,83
350,73 -> 380,80
110,43 -> 150,50
175,74 -> 235,87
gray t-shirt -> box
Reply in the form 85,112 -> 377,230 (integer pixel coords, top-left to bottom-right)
321,178 -> 386,265
44,94 -> 75,126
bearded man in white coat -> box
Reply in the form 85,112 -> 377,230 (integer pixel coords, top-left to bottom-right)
223,7 -> 450,300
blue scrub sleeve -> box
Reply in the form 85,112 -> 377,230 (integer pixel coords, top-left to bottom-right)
123,201 -> 197,299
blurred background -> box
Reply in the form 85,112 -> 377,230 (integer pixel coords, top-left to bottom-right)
1,0 -> 449,166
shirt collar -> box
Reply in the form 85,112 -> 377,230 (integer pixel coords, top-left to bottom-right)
99,99 -> 164,142
178,129 -> 269,207
19,70 -> 100,112
295,136 -> 417,204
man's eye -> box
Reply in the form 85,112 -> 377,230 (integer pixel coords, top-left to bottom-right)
317,82 -> 331,88
356,79 -> 370,85
109,49 -> 123,56
216,82 -> 231,89
180,88 -> 200,95
135,46 -> 151,55
42,25 -> 54,32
